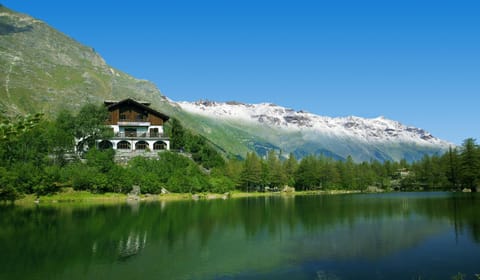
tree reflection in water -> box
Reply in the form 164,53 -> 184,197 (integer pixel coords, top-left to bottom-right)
0,192 -> 479,279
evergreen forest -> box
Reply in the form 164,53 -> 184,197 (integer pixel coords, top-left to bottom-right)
1,104 -> 479,202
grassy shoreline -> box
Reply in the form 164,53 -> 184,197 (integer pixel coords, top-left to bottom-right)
12,189 -> 364,206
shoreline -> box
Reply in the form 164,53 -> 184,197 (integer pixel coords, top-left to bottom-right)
11,189 -> 364,206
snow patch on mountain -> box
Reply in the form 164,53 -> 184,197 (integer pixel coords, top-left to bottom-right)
178,100 -> 452,148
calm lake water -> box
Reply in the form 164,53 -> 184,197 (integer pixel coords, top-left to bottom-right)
1,192 -> 479,280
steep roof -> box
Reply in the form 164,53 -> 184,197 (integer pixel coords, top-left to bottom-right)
104,98 -> 169,121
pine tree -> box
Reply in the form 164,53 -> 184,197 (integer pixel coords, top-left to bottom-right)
168,118 -> 185,150
294,155 -> 320,190
265,150 -> 286,189
283,153 -> 298,187
338,155 -> 356,189
241,152 -> 263,192
459,138 -> 480,191
444,146 -> 460,188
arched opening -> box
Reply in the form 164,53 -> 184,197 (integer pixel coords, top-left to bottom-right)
135,141 -> 149,150
117,141 -> 131,150
98,140 -> 113,150
153,141 -> 167,150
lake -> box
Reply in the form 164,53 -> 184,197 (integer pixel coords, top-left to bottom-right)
1,192 -> 479,279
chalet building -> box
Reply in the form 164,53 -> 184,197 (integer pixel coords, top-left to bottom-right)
97,98 -> 170,152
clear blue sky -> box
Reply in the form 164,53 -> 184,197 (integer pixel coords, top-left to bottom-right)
3,0 -> 480,144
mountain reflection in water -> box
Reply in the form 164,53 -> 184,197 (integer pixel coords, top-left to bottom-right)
0,192 -> 479,279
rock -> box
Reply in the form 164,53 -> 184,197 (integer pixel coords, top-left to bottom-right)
365,186 -> 384,193
222,192 -> 231,200
206,194 -> 217,200
282,186 -> 295,193
161,187 -> 169,194
127,185 -> 141,201
130,185 -> 141,196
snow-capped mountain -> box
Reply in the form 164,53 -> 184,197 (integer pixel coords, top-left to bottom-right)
177,100 -> 452,162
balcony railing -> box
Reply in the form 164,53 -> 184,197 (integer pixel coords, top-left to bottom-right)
113,132 -> 168,139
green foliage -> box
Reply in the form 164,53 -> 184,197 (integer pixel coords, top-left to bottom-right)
64,163 -> 99,191
2,105 -> 480,201
240,152 -> 263,191
128,152 -> 210,193
0,167 -> 19,202
165,117 -> 225,169
167,118 -> 185,150
445,146 -> 460,188
459,138 -> 480,190
265,150 -> 287,188
85,147 -> 115,173
294,155 -> 321,190
0,113 -> 44,165
73,104 -> 111,155
283,153 -> 298,186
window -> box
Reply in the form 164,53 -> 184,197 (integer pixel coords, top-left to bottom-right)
119,108 -> 129,121
150,128 -> 159,137
125,128 -> 137,137
136,113 -> 147,121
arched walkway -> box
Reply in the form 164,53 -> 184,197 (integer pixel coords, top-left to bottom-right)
135,141 -> 149,150
117,141 -> 131,150
98,140 -> 113,150
153,141 -> 167,150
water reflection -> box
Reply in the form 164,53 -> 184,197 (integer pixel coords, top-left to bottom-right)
0,192 -> 479,279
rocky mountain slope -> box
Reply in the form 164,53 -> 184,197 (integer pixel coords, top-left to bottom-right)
177,101 -> 451,161
0,5 -> 451,162
0,4 -> 167,115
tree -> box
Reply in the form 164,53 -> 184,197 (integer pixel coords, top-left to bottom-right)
0,167 -> 18,202
294,155 -> 320,190
168,118 -> 185,150
241,152 -> 263,192
44,110 -> 76,165
85,147 -> 115,173
444,146 -> 460,188
338,155 -> 356,189
318,157 -> 340,189
265,150 -> 286,189
459,138 -> 480,191
166,118 -> 224,168
73,104 -> 111,155
283,153 -> 298,187
0,113 -> 43,165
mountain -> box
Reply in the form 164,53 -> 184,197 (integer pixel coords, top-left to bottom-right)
176,101 -> 451,162
0,4 -> 168,115
0,5 -> 451,162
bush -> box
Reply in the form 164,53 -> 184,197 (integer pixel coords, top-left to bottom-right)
0,167 -> 19,202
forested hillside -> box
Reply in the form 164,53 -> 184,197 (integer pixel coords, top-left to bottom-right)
1,105 -> 478,202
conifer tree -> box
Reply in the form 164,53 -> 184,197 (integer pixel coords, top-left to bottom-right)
459,138 -> 480,191
283,153 -> 298,187
444,146 -> 460,188
265,150 -> 286,189
241,152 -> 263,192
